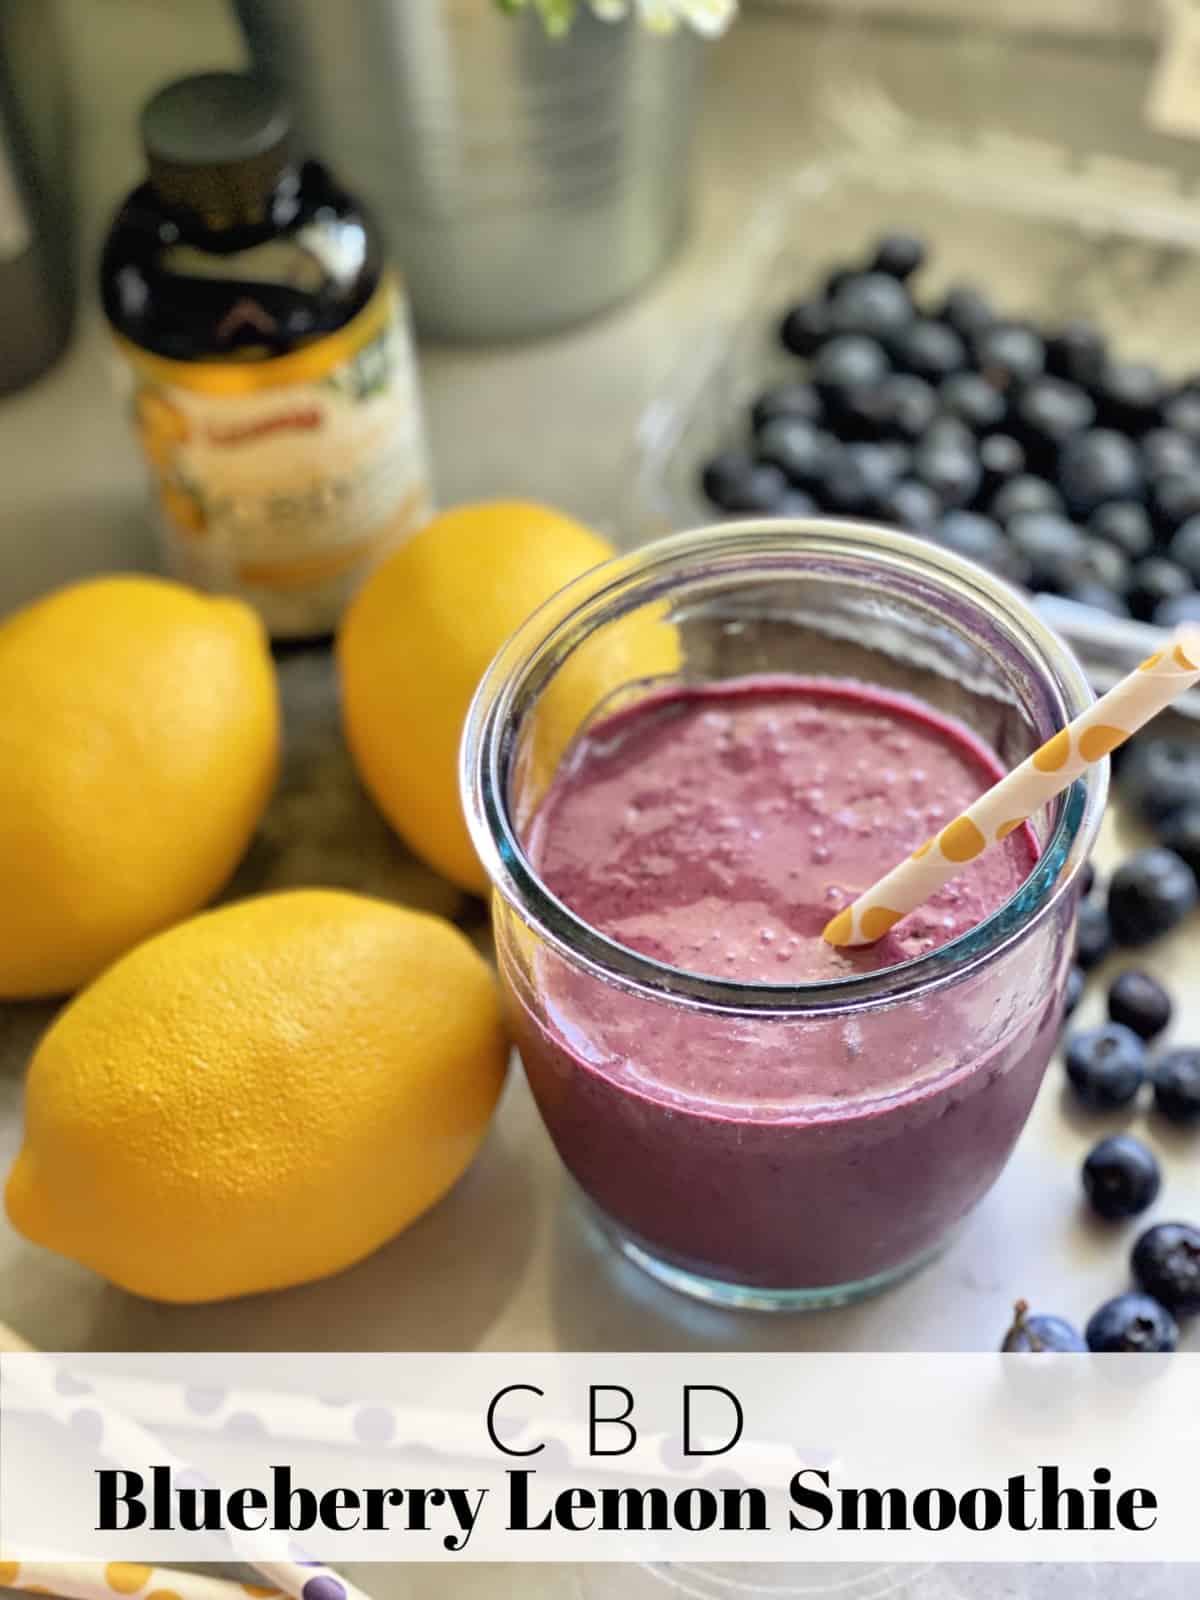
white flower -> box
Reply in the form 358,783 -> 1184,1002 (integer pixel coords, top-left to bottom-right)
636,0 -> 680,30
499,0 -> 738,36
668,0 -> 738,35
588,0 -> 738,34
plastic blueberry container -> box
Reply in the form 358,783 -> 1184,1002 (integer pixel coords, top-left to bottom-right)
629,134 -> 1200,717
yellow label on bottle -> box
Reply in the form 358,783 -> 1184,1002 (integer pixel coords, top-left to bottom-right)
115,277 -> 432,637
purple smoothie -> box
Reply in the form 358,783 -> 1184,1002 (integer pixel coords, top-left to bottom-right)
511,676 -> 1066,1293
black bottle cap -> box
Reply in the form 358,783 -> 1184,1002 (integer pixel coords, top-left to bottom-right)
141,72 -> 292,223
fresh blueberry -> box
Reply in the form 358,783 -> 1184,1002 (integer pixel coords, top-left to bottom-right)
1116,735 -> 1200,826
1082,1134 -> 1162,1221
1064,582 -> 1131,618
1002,544 -> 1036,588
1086,1293 -> 1178,1352
1107,848 -> 1198,946
1066,538 -> 1131,596
779,300 -> 829,358
1163,389 -> 1200,447
891,318 -> 968,382
1045,320 -> 1108,389
756,419 -> 837,489
912,442 -> 981,509
939,372 -> 1006,432
989,474 -> 1065,524
1001,1300 -> 1087,1353
871,231 -> 926,281
823,263 -> 855,300
701,452 -> 789,513
876,440 -> 914,478
1064,965 -> 1086,1018
1127,557 -> 1193,623
1062,558 -> 1132,616
1152,1048 -> 1200,1124
935,511 -> 1026,582
1012,377 -> 1096,467
1152,471 -> 1200,532
938,284 -> 995,341
1064,1022 -> 1146,1109
1158,807 -> 1200,878
866,373 -> 939,442
1154,592 -> 1200,628
775,491 -> 819,517
1058,429 -> 1144,518
833,389 -> 880,442
1095,360 -> 1167,433
1108,970 -> 1173,1041
1075,899 -> 1113,971
750,381 -> 823,434
878,479 -> 942,534
1006,512 -> 1088,593
844,442 -> 906,504
817,448 -> 877,516
923,415 -> 974,453
974,322 -> 1046,389
978,433 -> 1026,496
1088,502 -> 1154,563
1068,953 -> 1094,1017
1131,1222 -> 1200,1315
827,272 -> 914,342
837,384 -> 903,442
1167,516 -> 1200,585
1143,428 -> 1197,481
811,334 -> 891,400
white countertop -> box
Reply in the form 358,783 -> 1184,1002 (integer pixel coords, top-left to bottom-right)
3,4 -> 1200,1594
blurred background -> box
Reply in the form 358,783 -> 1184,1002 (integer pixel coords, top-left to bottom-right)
4,0 -> 1200,612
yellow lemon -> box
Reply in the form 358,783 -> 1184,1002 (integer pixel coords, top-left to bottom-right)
0,576 -> 279,998
5,889 -> 507,1303
337,500 -> 679,894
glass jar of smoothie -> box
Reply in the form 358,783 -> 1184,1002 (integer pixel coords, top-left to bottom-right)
461,521 -> 1105,1310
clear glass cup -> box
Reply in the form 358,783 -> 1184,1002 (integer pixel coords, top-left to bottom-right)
461,521 -> 1106,1310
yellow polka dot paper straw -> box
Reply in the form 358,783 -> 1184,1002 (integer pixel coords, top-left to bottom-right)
2,1353 -> 374,1600
0,1556 -> 282,1600
824,623 -> 1200,947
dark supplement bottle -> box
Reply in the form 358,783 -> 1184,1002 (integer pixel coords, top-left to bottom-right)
101,71 -> 430,638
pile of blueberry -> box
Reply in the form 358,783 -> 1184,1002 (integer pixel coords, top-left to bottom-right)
701,230 -> 1200,626
1004,798 -> 1200,1354
1117,730 -> 1200,880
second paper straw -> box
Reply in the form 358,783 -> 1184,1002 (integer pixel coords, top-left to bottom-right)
2,1354 -> 371,1600
0,1555 -> 282,1600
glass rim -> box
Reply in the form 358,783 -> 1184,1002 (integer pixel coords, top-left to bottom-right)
460,518 -> 1107,1017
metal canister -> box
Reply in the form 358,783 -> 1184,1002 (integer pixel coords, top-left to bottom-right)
232,0 -> 706,341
